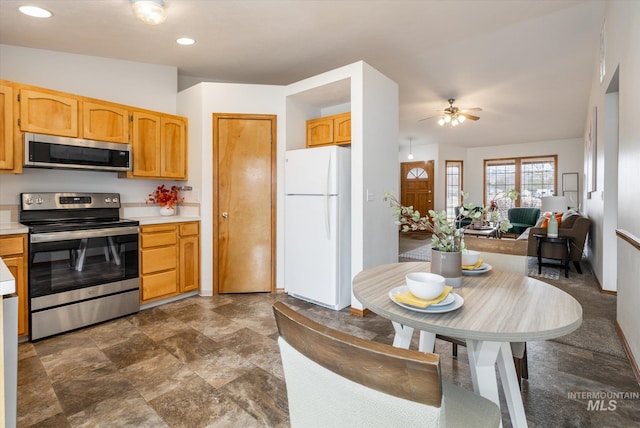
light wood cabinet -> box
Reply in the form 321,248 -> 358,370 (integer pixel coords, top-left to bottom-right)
127,112 -> 188,180
82,101 -> 129,144
0,84 -> 15,170
0,234 -> 28,337
1,80 -> 190,178
140,221 -> 199,304
179,222 -> 200,293
19,88 -> 80,137
161,116 -> 188,178
306,112 -> 351,147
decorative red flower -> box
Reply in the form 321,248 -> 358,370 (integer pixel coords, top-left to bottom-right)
146,185 -> 183,209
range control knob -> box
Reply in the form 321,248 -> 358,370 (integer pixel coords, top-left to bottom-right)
35,198 -> 44,204
104,197 -> 112,204
112,197 -> 119,203
24,198 -> 34,205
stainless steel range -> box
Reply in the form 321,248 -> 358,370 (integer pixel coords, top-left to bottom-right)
19,192 -> 140,340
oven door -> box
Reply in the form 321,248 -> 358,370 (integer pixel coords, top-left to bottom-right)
29,226 -> 139,300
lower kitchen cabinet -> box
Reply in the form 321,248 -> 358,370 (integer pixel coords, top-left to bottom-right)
140,221 -> 200,304
0,234 -> 28,336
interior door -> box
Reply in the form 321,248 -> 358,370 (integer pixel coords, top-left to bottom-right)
401,160 -> 434,222
213,113 -> 276,293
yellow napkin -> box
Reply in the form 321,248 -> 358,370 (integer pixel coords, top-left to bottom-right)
393,285 -> 453,309
462,258 -> 483,271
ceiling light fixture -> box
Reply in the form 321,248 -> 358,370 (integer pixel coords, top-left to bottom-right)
407,138 -> 414,160
176,37 -> 195,46
438,98 -> 467,128
131,0 -> 167,25
19,5 -> 53,18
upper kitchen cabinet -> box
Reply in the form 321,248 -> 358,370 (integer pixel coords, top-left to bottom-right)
125,111 -> 188,180
306,112 -> 351,148
0,84 -> 15,170
161,116 -> 188,178
82,101 -> 129,144
19,88 -> 80,137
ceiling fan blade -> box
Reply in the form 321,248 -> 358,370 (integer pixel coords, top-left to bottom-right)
418,115 -> 436,122
462,107 -> 483,112
461,113 -> 480,121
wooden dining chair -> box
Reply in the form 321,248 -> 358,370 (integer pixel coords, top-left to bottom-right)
273,302 -> 501,428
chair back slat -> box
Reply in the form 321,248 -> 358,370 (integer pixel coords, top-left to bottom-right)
273,302 -> 443,407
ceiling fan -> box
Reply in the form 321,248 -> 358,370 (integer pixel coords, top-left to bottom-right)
419,98 -> 482,127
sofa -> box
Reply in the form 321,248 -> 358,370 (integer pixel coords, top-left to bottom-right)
520,209 -> 591,273
507,207 -> 540,235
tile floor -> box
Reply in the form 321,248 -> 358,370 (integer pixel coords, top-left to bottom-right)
16,235 -> 640,427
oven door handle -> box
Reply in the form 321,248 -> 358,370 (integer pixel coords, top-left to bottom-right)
30,226 -> 139,243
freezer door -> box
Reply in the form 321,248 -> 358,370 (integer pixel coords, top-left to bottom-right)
285,195 -> 338,306
285,146 -> 343,195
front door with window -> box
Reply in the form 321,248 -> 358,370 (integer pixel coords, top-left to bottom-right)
401,161 -> 434,223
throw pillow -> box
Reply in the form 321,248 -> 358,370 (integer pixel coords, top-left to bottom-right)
540,212 -> 563,228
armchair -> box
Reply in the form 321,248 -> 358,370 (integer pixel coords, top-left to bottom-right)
507,207 -> 540,235
525,210 -> 591,273
273,302 -> 500,428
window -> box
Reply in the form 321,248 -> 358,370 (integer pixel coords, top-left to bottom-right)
445,161 -> 463,220
484,156 -> 557,218
406,167 -> 428,179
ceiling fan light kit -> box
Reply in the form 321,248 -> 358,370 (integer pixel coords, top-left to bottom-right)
132,0 -> 167,25
426,98 -> 482,128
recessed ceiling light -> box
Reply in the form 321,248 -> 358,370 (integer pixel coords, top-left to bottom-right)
176,38 -> 195,46
19,5 -> 53,18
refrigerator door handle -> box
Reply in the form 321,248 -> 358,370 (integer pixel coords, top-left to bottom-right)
324,152 -> 332,239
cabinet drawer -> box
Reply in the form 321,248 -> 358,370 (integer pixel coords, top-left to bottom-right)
141,231 -> 177,248
179,222 -> 199,236
141,270 -> 178,301
0,236 -> 25,257
142,224 -> 177,233
141,246 -> 177,274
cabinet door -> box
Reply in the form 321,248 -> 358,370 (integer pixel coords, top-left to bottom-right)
83,101 -> 129,143
179,235 -> 199,292
161,116 -> 187,179
306,117 -> 334,147
0,84 -> 14,170
131,111 -> 161,177
3,256 -> 27,336
333,112 -> 351,145
19,88 -> 79,137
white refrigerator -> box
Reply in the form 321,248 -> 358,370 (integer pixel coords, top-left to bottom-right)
284,146 -> 351,310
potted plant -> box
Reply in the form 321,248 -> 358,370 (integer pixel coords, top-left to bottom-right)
384,191 -> 517,286
147,184 -> 183,216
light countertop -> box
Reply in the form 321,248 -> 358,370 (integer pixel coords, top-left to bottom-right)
0,223 -> 29,236
128,216 -> 201,225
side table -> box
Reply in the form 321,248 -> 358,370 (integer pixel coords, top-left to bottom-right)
533,233 -> 571,278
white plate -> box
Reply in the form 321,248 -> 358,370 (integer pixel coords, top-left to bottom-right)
389,286 -> 464,313
462,263 -> 493,276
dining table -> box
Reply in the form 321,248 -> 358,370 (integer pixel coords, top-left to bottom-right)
352,261 -> 583,428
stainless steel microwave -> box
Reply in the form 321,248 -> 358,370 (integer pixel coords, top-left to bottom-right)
24,133 -> 132,172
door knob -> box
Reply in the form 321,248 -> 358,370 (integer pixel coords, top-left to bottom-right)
222,212 -> 229,218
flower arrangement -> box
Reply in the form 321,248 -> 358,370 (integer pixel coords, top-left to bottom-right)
147,184 -> 183,209
384,190 -> 518,252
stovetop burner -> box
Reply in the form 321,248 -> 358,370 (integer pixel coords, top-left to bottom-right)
19,192 -> 138,233
25,218 -> 140,234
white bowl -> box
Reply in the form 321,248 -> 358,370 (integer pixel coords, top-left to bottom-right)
405,272 -> 446,300
462,249 -> 480,266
